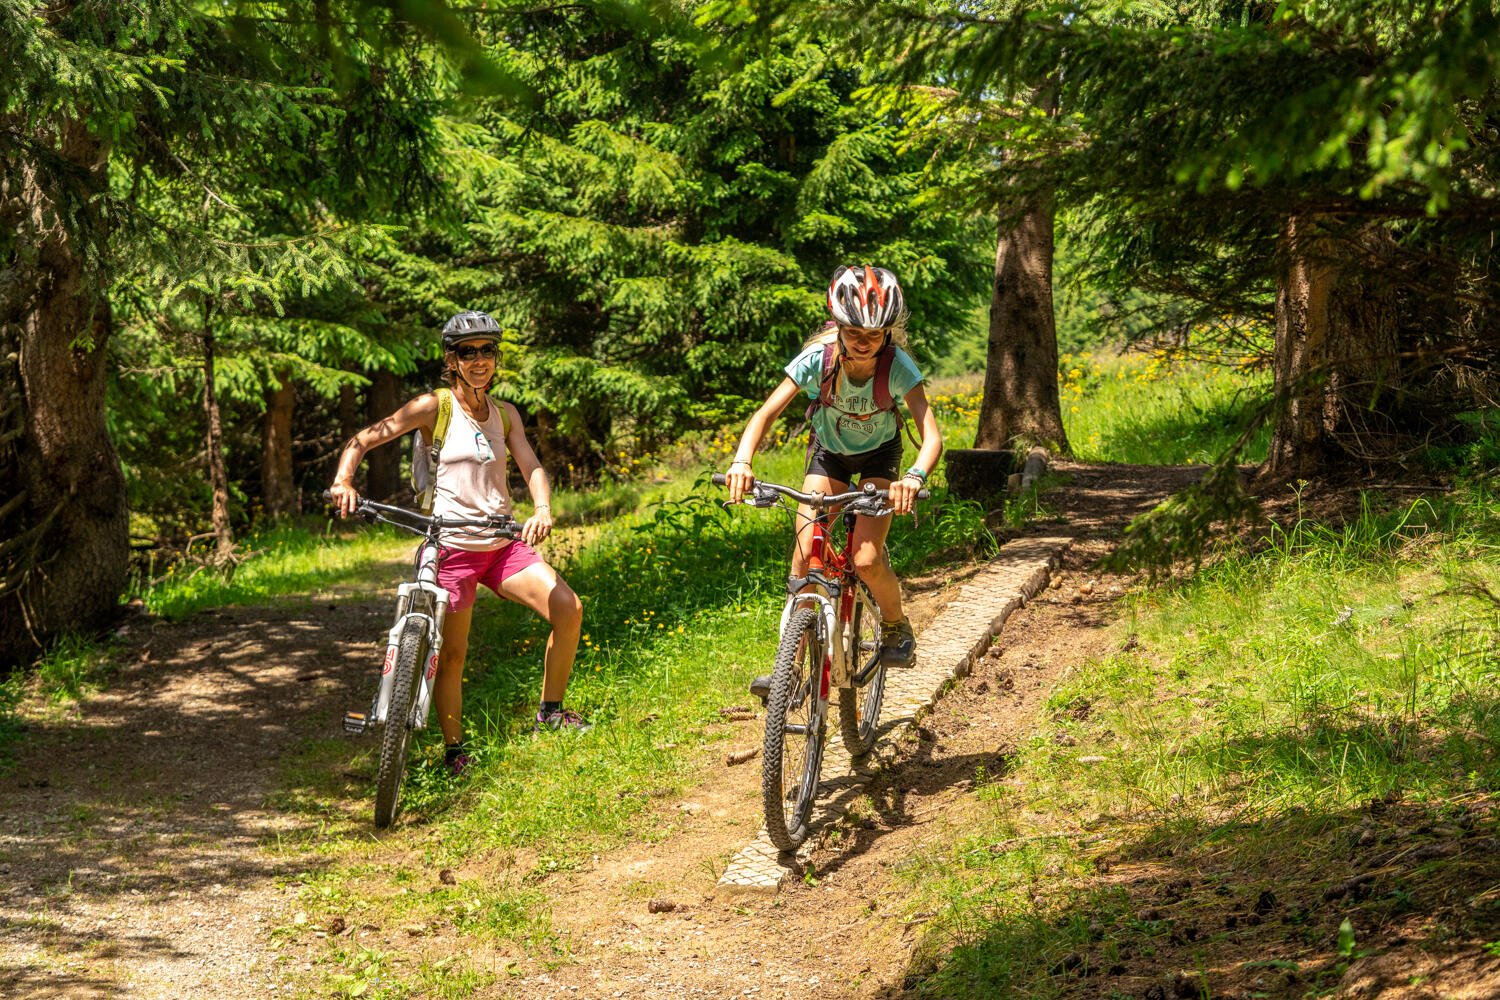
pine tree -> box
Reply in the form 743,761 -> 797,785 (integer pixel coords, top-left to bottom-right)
866,0 -> 1500,479
386,3 -> 992,475
0,1 -> 446,663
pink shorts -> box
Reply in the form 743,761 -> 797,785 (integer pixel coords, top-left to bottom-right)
437,542 -> 543,612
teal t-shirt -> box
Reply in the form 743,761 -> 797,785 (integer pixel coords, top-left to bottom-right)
785,343 -> 924,455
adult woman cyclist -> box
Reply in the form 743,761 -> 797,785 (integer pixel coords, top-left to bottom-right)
329,311 -> 589,774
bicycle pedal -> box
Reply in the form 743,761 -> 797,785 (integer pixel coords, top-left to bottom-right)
343,711 -> 371,735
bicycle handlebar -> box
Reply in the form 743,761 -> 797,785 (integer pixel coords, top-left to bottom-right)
322,490 -> 522,538
709,473 -> 930,509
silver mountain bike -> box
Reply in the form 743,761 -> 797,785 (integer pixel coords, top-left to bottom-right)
331,493 -> 520,828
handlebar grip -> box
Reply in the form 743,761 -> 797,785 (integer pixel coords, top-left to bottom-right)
711,473 -> 727,486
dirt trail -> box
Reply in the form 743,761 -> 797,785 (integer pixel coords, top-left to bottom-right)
0,601 -> 389,997
490,461 -> 1203,999
0,461 -> 1196,998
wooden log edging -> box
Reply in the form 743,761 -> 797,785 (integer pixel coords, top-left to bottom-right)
716,536 -> 1072,894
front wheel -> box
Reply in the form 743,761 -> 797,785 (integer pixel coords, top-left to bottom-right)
838,580 -> 886,757
762,607 -> 827,852
374,615 -> 429,829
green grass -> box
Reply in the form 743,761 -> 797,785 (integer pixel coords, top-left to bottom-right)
890,475 -> 1500,996
929,349 -> 1272,465
1059,348 -> 1272,465
134,522 -> 416,619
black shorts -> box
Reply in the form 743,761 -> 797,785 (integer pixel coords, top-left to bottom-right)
805,434 -> 903,486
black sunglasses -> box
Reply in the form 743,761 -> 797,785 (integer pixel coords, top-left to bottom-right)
455,343 -> 499,361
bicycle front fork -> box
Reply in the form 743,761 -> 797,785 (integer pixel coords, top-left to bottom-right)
344,585 -> 450,733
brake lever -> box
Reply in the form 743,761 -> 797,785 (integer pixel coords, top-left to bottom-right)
844,497 -> 884,515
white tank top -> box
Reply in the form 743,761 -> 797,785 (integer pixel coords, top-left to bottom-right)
431,399 -> 514,551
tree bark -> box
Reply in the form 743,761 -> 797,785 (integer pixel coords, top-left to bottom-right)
974,200 -> 1070,454
365,369 -> 403,501
201,314 -> 235,563
261,367 -> 296,519
0,119 -> 129,665
1265,216 -> 1400,481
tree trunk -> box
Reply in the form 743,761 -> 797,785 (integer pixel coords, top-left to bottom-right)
261,368 -> 296,519
1264,216 -> 1400,481
974,200 -> 1070,454
0,120 -> 129,666
201,314 -> 235,563
365,369 -> 403,501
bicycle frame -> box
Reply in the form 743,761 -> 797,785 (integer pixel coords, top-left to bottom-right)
337,496 -> 519,734
721,474 -> 926,710
778,507 -> 862,701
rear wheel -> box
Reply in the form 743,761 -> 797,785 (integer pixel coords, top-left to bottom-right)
761,607 -> 826,852
838,580 -> 885,757
374,615 -> 428,829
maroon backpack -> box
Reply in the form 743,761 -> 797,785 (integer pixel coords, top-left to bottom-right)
805,342 -> 917,447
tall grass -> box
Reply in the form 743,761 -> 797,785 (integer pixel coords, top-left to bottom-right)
894,474 -> 1500,996
929,349 -> 1272,465
134,522 -> 416,619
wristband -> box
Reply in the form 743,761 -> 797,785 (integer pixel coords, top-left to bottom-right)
904,466 -> 928,482
534,504 -> 551,511
730,459 -> 752,469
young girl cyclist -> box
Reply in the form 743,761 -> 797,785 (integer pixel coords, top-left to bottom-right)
724,265 -> 943,689
329,311 -> 590,774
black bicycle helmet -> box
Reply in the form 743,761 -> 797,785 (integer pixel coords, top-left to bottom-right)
441,310 -> 502,349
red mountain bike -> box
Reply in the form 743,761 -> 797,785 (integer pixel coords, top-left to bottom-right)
714,474 -> 927,851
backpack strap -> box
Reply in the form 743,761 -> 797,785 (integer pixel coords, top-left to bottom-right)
816,342 -> 839,408
416,387 -> 454,515
494,396 -> 512,439
431,387 -> 454,461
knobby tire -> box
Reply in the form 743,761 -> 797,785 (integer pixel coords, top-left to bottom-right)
838,580 -> 886,757
762,607 -> 825,852
374,615 -> 429,829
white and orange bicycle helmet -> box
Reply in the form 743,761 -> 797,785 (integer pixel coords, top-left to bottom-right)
827,265 -> 906,329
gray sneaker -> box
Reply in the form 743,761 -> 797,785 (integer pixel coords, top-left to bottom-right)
533,708 -> 593,734
879,618 -> 916,667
